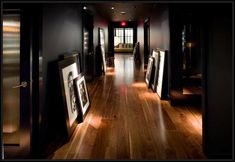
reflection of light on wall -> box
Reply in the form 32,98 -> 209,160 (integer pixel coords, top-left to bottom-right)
186,42 -> 195,48
84,32 -> 88,50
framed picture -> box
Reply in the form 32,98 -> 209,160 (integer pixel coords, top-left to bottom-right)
74,75 -> 90,118
145,57 -> 154,87
156,49 -> 166,98
62,52 -> 82,74
151,49 -> 160,91
58,58 -> 82,138
98,27 -> 107,73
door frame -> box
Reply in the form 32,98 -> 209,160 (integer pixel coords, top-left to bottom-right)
144,18 -> 150,65
2,6 -> 32,159
82,10 -> 94,81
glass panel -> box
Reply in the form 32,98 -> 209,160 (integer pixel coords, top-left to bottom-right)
3,14 -> 20,145
114,28 -> 124,46
125,28 -> 133,44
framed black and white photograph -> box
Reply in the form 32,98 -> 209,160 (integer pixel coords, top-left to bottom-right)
145,57 -> 154,87
151,49 -> 160,91
75,75 -> 90,118
58,58 -> 82,138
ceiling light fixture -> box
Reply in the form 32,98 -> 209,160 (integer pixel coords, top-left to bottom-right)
83,6 -> 87,10
111,7 -> 114,10
120,11 -> 126,15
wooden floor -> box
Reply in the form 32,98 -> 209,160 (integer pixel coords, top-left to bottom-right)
51,54 -> 206,160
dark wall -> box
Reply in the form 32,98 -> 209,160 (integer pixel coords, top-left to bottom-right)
203,4 -> 232,159
39,4 -> 109,156
93,15 -> 109,55
137,5 -> 170,65
137,20 -> 144,63
93,11 -> 109,76
168,4 -> 184,95
87,5 -> 109,76
42,4 -> 82,65
39,4 -> 83,156
150,6 -> 170,52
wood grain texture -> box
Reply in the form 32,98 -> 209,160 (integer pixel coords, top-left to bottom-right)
51,54 -> 206,160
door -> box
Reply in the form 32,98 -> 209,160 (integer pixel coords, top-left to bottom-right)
2,10 -> 31,159
82,10 -> 94,81
144,18 -> 150,65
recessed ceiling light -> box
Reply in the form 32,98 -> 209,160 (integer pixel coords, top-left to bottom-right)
120,11 -> 126,15
83,6 -> 87,10
111,7 -> 114,10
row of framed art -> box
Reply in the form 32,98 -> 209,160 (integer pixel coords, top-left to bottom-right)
145,49 -> 168,99
58,54 -> 90,138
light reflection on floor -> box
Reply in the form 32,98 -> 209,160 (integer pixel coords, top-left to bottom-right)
114,54 -> 134,86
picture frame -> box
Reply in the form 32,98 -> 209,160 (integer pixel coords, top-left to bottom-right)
58,58 -> 82,138
145,56 -> 154,87
62,52 -> 82,74
156,49 -> 166,98
98,27 -> 107,73
151,49 -> 160,91
74,74 -> 90,118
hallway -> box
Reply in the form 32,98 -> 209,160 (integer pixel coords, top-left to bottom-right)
51,54 -> 205,160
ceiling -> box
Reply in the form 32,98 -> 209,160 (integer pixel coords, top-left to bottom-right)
87,2 -> 159,22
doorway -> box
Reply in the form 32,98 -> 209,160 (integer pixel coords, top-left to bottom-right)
82,10 -> 94,82
144,18 -> 150,65
113,28 -> 134,54
181,14 -> 203,105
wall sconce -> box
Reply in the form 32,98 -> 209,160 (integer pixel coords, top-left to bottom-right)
186,42 -> 192,48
